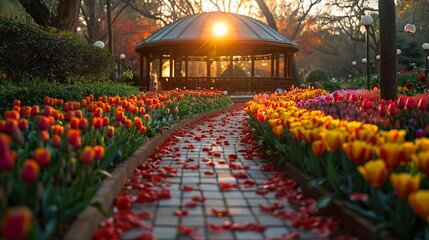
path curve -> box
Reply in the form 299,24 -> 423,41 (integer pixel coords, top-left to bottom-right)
93,103 -> 349,240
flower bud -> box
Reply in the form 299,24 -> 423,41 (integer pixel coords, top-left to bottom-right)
80,146 -> 95,164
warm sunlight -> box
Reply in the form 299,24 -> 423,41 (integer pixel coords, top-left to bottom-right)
213,22 -> 227,36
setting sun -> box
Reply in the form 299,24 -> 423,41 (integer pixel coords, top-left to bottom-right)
213,22 -> 227,36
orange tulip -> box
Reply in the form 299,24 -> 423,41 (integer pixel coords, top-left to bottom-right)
80,146 -> 95,164
412,152 -> 429,176
31,105 -> 39,116
18,119 -> 28,131
125,119 -> 133,129
33,148 -> 51,168
134,117 -> 143,130
5,110 -> 20,121
75,110 -> 83,119
409,190 -> 429,222
357,159 -> 387,188
107,126 -> 115,138
67,129 -> 82,148
140,125 -> 147,135
39,130 -> 49,142
103,116 -> 109,127
342,140 -> 374,164
70,117 -> 80,129
51,125 -> 64,135
144,114 -> 150,122
4,119 -> 18,135
311,140 -> 324,157
43,106 -> 53,117
13,99 -> 21,106
37,116 -> 51,131
92,117 -> 103,129
1,206 -> 32,240
79,118 -> 89,130
51,134 -> 62,148
94,107 -> 103,118
21,159 -> 39,183
390,173 -> 421,198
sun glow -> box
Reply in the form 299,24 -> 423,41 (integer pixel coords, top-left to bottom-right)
213,23 -> 227,36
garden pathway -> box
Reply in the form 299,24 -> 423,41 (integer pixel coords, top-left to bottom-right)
94,104 -> 343,240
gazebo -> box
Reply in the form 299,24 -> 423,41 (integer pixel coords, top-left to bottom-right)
135,12 -> 298,93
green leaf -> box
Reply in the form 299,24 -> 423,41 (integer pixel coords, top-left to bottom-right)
316,195 -> 334,209
90,201 -> 110,218
307,178 -> 326,188
95,169 -> 112,178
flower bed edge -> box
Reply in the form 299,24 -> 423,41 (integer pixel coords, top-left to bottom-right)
63,104 -> 233,240
281,160 -> 397,240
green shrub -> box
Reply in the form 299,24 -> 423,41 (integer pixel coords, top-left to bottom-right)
304,68 -> 330,83
0,19 -> 114,83
0,79 -> 139,115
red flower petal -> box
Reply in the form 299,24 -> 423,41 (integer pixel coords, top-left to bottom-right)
211,208 -> 229,217
350,192 -> 369,202
183,185 -> 198,191
174,209 -> 188,217
204,170 -> 214,175
192,195 -> 206,202
185,201 -> 198,208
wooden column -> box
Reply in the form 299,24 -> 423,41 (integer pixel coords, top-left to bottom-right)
207,56 -> 211,78
251,55 -> 255,77
139,53 -> 144,90
185,56 -> 189,79
169,54 -> 173,78
271,54 -> 275,77
276,52 -> 280,77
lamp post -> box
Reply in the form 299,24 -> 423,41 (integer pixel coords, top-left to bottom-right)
361,15 -> 373,90
352,60 -> 357,76
397,49 -> 401,82
119,54 -> 126,78
423,43 -> 429,77
376,55 -> 380,83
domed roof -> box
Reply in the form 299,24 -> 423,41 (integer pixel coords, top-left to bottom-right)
135,12 -> 298,55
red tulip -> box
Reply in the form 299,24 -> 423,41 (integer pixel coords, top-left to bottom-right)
418,98 -> 427,111
21,159 -> 39,183
33,148 -> 51,168
93,146 -> 104,160
67,129 -> 82,148
0,134 -> 15,171
107,126 -> 115,138
51,134 -> 62,148
37,116 -> 51,131
80,146 -> 95,164
79,118 -> 89,130
31,105 -> 39,116
18,119 -> 28,131
1,206 -> 32,240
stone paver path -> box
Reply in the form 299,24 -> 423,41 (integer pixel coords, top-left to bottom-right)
94,104 -> 348,240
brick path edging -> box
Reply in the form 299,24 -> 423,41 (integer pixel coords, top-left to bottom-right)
64,104 -> 233,240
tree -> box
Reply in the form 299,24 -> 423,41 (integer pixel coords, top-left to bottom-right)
17,0 -> 81,31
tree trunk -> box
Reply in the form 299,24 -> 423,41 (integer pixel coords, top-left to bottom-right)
379,0 -> 398,100
17,0 -> 60,28
58,0 -> 81,32
254,0 -> 277,31
18,0 -> 80,32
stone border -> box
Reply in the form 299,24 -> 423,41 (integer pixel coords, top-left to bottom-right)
64,105 -> 233,240
281,161 -> 396,240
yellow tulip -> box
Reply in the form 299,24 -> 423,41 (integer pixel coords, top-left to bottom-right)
415,138 -> 429,152
301,128 -> 321,144
342,140 -> 374,164
412,151 -> 429,176
390,173 -> 420,198
357,159 -> 387,188
311,140 -> 324,157
319,129 -> 348,152
381,129 -> 407,143
272,125 -> 284,137
377,143 -> 405,170
409,190 -> 429,222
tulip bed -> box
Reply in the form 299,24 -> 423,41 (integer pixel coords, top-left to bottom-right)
245,87 -> 429,239
0,90 -> 232,240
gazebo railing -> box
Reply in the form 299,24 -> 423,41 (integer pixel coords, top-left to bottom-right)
158,77 -> 293,93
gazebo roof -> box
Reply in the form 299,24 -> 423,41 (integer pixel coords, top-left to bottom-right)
135,12 -> 298,55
